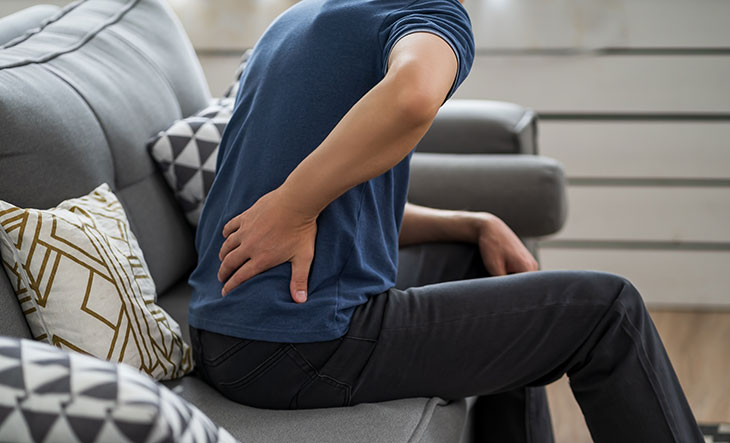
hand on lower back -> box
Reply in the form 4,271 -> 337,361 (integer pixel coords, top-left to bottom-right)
217,187 -> 317,302
476,213 -> 538,276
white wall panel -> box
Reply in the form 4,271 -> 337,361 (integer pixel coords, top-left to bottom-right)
556,187 -> 730,243
540,122 -> 730,180
163,0 -> 730,51
454,55 -> 730,113
198,54 -> 242,97
539,248 -> 730,307
468,0 -> 730,50
6,0 -> 730,51
168,0 -> 295,50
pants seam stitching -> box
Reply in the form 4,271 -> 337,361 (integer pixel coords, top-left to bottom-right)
618,300 -> 683,443
381,301 -> 610,331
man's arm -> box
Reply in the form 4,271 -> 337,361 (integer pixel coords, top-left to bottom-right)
399,202 -> 539,276
218,32 -> 459,300
274,32 -> 458,219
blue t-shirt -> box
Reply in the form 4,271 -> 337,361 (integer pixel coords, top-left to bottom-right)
188,0 -> 475,343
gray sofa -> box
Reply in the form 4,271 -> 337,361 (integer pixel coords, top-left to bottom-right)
0,0 -> 567,441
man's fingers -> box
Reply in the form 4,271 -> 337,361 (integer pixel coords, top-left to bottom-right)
222,216 -> 239,238
222,259 -> 260,297
484,257 -> 507,277
219,234 -> 240,262
218,248 -> 249,283
289,253 -> 313,304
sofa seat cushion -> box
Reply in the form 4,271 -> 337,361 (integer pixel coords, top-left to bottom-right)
164,375 -> 467,443
158,279 -> 469,442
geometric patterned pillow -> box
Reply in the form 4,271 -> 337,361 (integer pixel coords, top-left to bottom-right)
147,48 -> 252,228
222,48 -> 253,99
147,99 -> 233,227
0,183 -> 192,381
0,336 -> 239,443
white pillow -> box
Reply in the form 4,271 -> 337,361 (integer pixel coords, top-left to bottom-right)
0,183 -> 192,380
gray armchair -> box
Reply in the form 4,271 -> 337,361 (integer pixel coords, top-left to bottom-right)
410,100 -> 567,256
0,1 -> 566,442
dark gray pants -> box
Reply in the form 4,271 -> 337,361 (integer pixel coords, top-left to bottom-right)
190,243 -> 703,443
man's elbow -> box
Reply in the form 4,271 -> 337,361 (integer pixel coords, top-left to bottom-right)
396,87 -> 443,125
385,67 -> 447,125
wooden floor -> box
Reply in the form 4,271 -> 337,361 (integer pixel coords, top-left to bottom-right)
546,309 -> 730,442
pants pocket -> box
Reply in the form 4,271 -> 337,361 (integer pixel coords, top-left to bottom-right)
292,374 -> 351,409
216,345 -> 315,409
190,326 -> 253,366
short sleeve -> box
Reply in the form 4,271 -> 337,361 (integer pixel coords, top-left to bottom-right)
379,0 -> 475,102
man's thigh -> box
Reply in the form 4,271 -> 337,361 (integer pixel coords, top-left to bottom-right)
395,242 -> 556,442
396,242 -> 487,289
345,269 -> 625,404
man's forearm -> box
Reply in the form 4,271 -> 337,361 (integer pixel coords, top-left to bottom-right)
398,202 -> 486,247
277,75 -> 437,220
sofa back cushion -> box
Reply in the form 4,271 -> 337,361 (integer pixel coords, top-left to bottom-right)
0,0 -> 211,313
0,5 -> 60,46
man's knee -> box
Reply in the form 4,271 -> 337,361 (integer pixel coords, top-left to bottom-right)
579,271 -> 648,322
548,270 -> 643,309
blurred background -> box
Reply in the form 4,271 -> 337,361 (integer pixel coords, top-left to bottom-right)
2,0 -> 728,441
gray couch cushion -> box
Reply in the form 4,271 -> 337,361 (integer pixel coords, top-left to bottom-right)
157,276 -> 194,345
0,270 -> 32,339
164,375 -> 467,443
0,0 -> 211,294
408,154 -> 567,237
416,100 -> 538,155
158,275 -> 470,443
0,5 -> 60,46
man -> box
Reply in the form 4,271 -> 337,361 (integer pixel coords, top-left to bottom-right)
188,0 -> 704,441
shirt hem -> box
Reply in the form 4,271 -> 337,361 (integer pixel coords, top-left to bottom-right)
188,313 -> 350,344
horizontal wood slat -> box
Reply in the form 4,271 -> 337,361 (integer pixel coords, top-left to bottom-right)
454,55 -> 730,114
468,0 -> 730,50
164,0 -> 730,51
539,122 -> 730,180
554,186 -> 730,243
538,248 -> 730,307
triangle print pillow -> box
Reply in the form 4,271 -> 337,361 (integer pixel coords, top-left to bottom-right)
0,183 -> 192,380
147,98 -> 233,227
0,336 -> 237,443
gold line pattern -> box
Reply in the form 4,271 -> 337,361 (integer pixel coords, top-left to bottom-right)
0,183 -> 192,380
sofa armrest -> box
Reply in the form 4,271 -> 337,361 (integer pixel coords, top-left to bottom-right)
407,153 -> 567,237
416,100 -> 538,155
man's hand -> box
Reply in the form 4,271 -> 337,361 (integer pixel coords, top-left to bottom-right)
475,213 -> 538,276
217,187 -> 317,302
215,33 -> 458,302
399,202 -> 537,276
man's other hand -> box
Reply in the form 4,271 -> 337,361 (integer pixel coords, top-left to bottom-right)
476,213 -> 538,276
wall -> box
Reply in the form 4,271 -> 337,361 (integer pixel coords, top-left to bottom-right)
4,0 -> 728,308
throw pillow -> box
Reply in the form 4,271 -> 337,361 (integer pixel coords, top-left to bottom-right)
147,99 -> 233,227
0,183 -> 192,380
222,48 -> 253,99
148,48 -> 252,227
0,336 -> 238,443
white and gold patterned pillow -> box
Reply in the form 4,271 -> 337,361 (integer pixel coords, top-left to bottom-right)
0,183 -> 192,380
